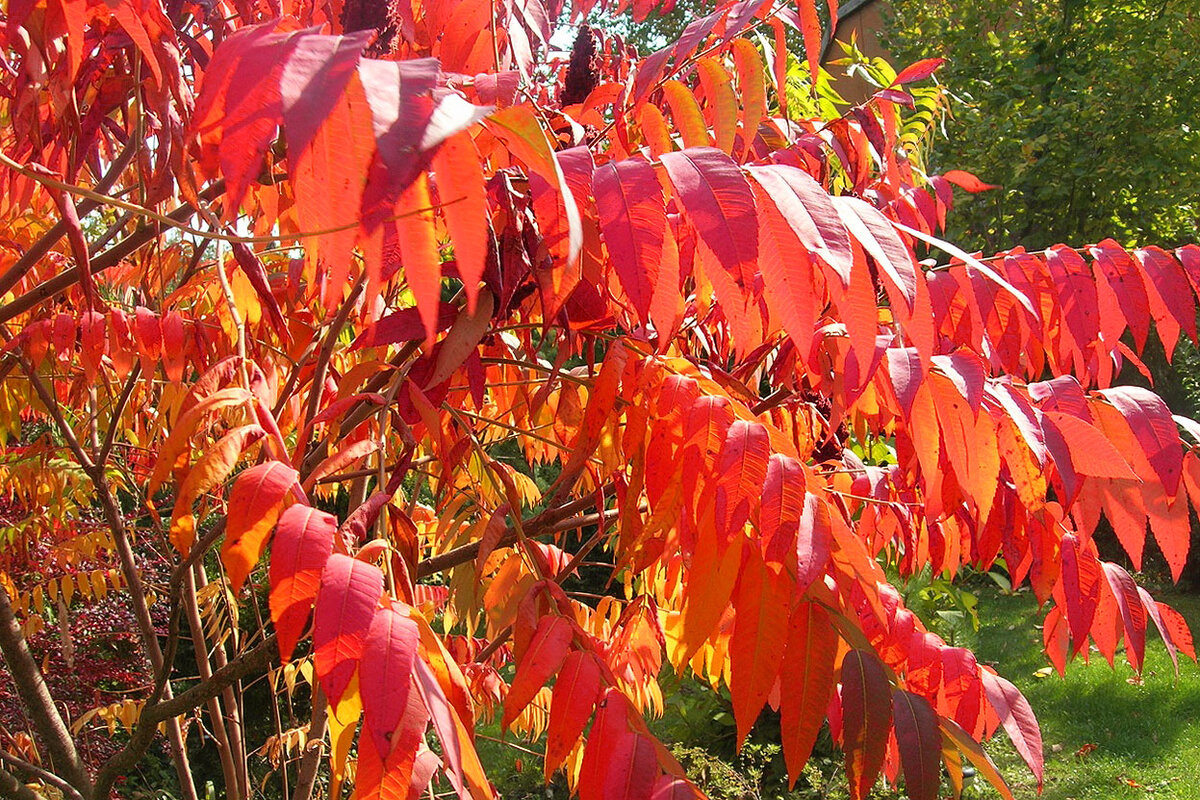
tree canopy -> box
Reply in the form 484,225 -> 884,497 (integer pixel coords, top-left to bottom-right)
882,0 -> 1200,251
0,1 -> 1196,800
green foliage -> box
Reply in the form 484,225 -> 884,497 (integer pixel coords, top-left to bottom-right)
881,0 -> 1200,251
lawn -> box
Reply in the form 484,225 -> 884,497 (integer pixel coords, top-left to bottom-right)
960,583 -> 1200,799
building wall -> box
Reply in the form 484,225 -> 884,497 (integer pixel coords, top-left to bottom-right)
822,0 -> 894,105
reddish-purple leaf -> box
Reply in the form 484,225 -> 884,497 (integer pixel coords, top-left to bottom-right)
840,649 -> 892,800
747,163 -> 854,285
892,690 -> 940,800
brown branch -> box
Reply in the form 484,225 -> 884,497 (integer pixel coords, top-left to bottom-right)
0,764 -> 45,800
17,361 -> 198,800
0,751 -> 83,800
0,583 -> 92,797
417,495 -> 617,578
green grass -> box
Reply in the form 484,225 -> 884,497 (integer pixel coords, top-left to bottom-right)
958,584 -> 1200,799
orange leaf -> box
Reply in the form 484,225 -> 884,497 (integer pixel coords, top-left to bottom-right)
221,461 -> 300,591
780,602 -> 837,784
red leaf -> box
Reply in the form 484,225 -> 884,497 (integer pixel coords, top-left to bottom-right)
580,690 -> 658,800
1041,411 -> 1137,481
833,196 -> 917,311
760,453 -> 805,567
544,650 -> 603,778
222,461 -> 300,592
840,649 -> 893,800
391,174 -> 445,346
1100,561 -> 1148,672
780,602 -> 838,784
941,169 -> 999,193
752,181 -> 818,354
432,131 -> 490,314
714,420 -> 770,547
593,158 -> 667,330
360,604 -> 420,757
730,549 -> 789,745
1098,386 -> 1183,496
231,243 -> 287,340
1059,532 -> 1102,657
501,615 -> 573,731
747,163 -> 854,285
660,147 -> 758,289
313,553 -> 384,705
278,30 -> 373,162
939,717 -> 1014,800
270,505 -> 336,661
891,58 -> 946,85
1134,246 -> 1197,350
797,0 -> 822,83
980,670 -> 1043,787
1144,490 -> 1189,583
1090,240 -> 1152,352
891,690 -> 940,800
1156,602 -> 1196,662
192,21 -> 296,209
796,492 -> 833,596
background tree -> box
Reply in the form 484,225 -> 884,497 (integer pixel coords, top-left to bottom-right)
882,0 -> 1200,252
0,2 -> 1196,800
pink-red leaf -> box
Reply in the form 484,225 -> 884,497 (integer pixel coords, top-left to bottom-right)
545,650 -> 603,778
360,604 -> 420,757
593,158 -> 667,330
313,553 -> 385,706
660,147 -> 758,289
980,670 -> 1043,788
1098,386 -> 1183,496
